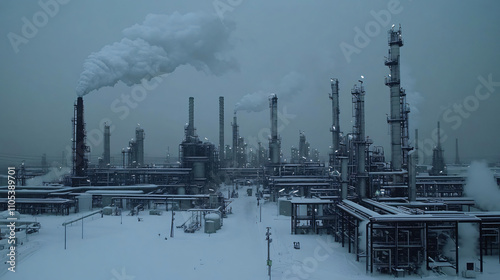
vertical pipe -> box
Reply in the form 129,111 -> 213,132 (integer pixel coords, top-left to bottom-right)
479,222 -> 483,272
330,78 -> 340,168
135,127 -> 144,166
408,152 -> 416,202
341,157 -> 349,199
104,124 -> 110,166
232,112 -> 238,167
219,96 -> 224,163
188,97 -> 194,137
415,129 -> 419,165
269,94 -> 280,164
455,222 -> 459,276
64,224 -> 67,250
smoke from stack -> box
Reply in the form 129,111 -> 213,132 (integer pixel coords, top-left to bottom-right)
234,71 -> 304,112
464,161 -> 500,211
76,12 -> 237,96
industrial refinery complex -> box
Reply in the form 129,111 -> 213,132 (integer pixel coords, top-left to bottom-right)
1,11 -> 500,280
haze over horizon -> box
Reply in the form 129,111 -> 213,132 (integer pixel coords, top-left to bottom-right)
1,0 -> 499,171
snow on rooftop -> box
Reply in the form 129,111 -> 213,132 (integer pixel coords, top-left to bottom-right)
1,186 -> 499,279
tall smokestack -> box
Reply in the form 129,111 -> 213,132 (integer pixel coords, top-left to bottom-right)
219,96 -> 225,164
385,25 -> 406,171
135,126 -> 145,166
188,97 -> 195,137
269,94 -> 280,164
103,124 -> 111,166
330,78 -> 340,168
232,112 -> 238,167
455,138 -> 460,165
73,97 -> 87,179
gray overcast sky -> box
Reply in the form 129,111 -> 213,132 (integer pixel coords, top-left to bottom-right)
1,0 -> 499,170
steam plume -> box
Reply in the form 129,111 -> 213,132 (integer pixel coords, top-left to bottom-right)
235,71 -> 304,112
76,12 -> 237,96
464,161 -> 500,211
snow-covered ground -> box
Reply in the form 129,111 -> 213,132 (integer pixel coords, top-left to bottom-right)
2,185 -> 500,279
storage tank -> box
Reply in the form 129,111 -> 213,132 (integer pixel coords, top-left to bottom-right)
204,220 -> 216,234
102,206 -> 114,215
205,213 -> 221,230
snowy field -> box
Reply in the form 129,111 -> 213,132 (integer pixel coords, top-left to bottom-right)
2,186 -> 500,279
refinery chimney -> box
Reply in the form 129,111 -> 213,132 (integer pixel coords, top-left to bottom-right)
103,124 -> 110,166
73,96 -> 88,184
269,94 -> 280,164
232,112 -> 239,167
187,97 -> 195,137
385,25 -> 411,170
329,78 -> 340,168
219,96 -> 225,164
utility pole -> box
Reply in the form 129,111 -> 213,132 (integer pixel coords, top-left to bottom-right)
266,227 -> 272,279
260,203 -> 262,223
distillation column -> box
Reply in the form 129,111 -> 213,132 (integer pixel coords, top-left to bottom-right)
232,112 -> 239,167
219,96 -> 225,164
135,127 -> 145,166
352,81 -> 367,199
330,78 -> 340,169
103,124 -> 111,166
269,94 -> 280,164
385,25 -> 408,170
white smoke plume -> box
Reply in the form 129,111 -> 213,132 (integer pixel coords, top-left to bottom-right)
464,161 -> 500,211
76,12 -> 237,96
401,66 -> 423,130
442,223 -> 479,265
234,71 -> 304,112
27,167 -> 71,186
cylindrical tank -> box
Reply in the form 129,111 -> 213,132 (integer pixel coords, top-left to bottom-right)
177,187 -> 186,195
205,213 -> 221,230
193,162 -> 205,179
205,220 -> 216,234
